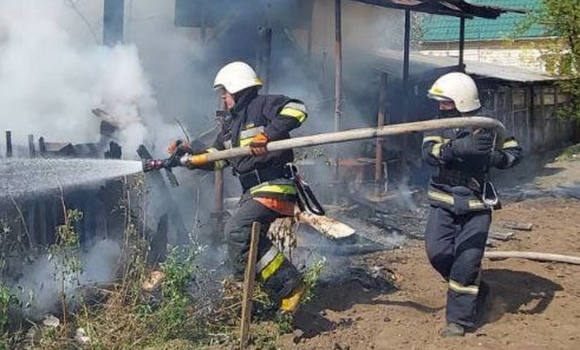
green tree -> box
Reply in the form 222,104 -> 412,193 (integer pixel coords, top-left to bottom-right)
518,1 -> 580,118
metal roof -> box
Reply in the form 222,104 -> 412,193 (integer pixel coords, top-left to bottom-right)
369,49 -> 557,83
422,0 -> 546,42
351,0 -> 526,19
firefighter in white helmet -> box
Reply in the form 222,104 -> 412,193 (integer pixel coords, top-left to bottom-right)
170,61 -> 308,314
422,72 -> 522,337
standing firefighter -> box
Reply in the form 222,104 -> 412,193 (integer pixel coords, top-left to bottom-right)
172,62 -> 307,314
422,72 -> 522,337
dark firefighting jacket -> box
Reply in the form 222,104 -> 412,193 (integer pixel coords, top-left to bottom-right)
197,90 -> 307,200
422,115 -> 523,214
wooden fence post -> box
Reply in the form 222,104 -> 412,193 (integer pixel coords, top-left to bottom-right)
240,221 -> 261,346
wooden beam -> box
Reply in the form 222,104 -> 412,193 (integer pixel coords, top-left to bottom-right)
240,222 -> 261,346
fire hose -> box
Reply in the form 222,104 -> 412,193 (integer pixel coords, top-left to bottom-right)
142,116 -> 506,172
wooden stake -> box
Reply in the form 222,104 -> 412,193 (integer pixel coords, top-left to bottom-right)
240,222 -> 261,346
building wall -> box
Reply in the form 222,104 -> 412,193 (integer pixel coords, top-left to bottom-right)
478,83 -> 576,153
420,40 -> 549,72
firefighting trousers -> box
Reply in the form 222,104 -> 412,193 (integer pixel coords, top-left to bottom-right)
424,206 -> 491,328
225,198 -> 302,302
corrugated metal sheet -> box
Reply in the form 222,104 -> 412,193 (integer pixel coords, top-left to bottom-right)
422,0 -> 545,41
369,49 -> 557,83
351,0 -> 526,19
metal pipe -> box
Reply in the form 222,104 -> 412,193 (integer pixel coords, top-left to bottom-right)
194,117 -> 506,164
5,130 -> 12,158
334,0 -> 342,180
374,73 -> 388,191
459,17 -> 465,67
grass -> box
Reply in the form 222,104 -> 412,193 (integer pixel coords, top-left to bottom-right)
0,187 -> 325,350
556,143 -> 580,161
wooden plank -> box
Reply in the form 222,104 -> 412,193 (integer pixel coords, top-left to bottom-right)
240,222 -> 261,347
502,221 -> 533,231
488,231 -> 514,241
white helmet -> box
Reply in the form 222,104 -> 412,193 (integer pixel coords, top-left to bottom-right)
213,61 -> 263,94
427,72 -> 481,113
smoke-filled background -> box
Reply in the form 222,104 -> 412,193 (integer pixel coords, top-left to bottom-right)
0,0 -> 408,319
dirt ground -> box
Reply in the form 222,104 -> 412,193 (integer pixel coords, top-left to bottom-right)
276,156 -> 580,350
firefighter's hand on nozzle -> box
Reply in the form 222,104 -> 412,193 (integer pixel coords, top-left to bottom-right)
168,139 -> 192,156
452,132 -> 493,157
250,133 -> 269,156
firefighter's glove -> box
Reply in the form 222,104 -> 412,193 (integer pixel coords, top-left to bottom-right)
250,133 -> 269,156
452,133 -> 493,158
488,150 -> 506,168
167,140 -> 193,156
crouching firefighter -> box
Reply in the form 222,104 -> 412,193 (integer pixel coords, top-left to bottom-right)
422,72 -> 523,337
171,62 -> 309,314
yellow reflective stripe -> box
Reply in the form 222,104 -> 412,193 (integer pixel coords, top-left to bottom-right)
240,138 -> 253,147
250,183 -> 297,195
240,126 -> 265,139
431,143 -> 443,158
468,200 -> 487,209
214,161 -> 227,170
449,280 -> 479,295
423,136 -> 444,143
424,137 -> 449,158
260,252 -> 285,280
427,190 -> 487,209
206,148 -> 226,169
503,140 -> 519,149
428,190 -> 454,205
280,107 -> 307,123
256,246 -> 279,272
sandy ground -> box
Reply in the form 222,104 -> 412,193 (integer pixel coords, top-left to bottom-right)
275,156 -> 580,350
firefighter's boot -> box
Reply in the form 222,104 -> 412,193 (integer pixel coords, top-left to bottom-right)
280,283 -> 307,315
440,322 -> 465,337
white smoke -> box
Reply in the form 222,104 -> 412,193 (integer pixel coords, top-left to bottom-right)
0,0 -> 158,157
13,239 -> 122,319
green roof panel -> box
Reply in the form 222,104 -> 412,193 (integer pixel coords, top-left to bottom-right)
422,0 -> 547,42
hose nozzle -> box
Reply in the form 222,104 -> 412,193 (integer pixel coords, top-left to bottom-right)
142,159 -> 168,173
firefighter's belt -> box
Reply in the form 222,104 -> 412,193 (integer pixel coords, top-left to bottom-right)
236,166 -> 292,191
427,189 -> 487,210
438,168 -> 484,192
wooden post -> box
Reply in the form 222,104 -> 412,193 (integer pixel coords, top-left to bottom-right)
401,10 -> 411,183
28,134 -> 35,158
6,130 -> 12,158
214,107 -> 227,241
333,0 -> 342,183
39,137 -> 46,155
240,222 -> 261,347
374,73 -> 388,196
459,17 -> 465,67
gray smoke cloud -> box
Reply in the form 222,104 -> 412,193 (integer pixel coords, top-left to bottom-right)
13,239 -> 121,319
0,0 -> 175,158
0,0 -> 411,319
